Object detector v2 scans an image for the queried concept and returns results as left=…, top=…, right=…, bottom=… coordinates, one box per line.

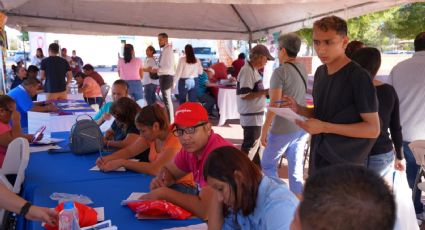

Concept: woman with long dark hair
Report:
left=175, top=44, right=203, bottom=104
left=117, top=44, right=143, bottom=101
left=32, top=48, right=45, bottom=68
left=97, top=104, right=195, bottom=192
left=351, top=47, right=405, bottom=177
left=103, top=97, right=141, bottom=149
left=204, top=146, right=298, bottom=230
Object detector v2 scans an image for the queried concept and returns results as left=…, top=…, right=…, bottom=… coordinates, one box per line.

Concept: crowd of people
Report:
left=1, top=14, right=425, bottom=229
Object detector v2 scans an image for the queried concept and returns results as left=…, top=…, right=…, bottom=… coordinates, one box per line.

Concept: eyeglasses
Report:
left=173, top=122, right=206, bottom=137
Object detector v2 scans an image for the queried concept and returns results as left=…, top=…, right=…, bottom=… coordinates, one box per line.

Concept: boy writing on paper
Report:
left=140, top=102, right=233, bottom=220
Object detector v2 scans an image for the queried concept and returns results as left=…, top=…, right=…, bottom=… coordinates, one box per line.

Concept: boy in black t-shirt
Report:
left=285, top=16, right=380, bottom=174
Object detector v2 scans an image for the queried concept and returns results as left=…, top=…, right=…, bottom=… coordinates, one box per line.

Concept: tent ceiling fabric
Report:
left=1, top=0, right=420, bottom=40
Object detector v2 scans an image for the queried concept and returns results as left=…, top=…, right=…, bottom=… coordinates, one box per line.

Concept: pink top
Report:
left=0, top=122, right=11, bottom=167
left=83, top=77, right=102, bottom=98
left=174, top=131, right=233, bottom=188
left=117, top=57, right=142, bottom=80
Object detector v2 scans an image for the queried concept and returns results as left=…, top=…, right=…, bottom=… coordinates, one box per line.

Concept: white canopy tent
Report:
left=0, top=0, right=421, bottom=41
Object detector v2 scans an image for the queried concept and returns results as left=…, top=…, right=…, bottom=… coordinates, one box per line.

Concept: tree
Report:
left=17, top=31, right=29, bottom=42
left=347, top=8, right=397, bottom=48
left=296, top=28, right=313, bottom=56
left=381, top=3, right=425, bottom=39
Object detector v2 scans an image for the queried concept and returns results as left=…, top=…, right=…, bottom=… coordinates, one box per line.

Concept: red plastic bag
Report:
left=127, top=200, right=192, bottom=220
left=44, top=202, right=97, bottom=230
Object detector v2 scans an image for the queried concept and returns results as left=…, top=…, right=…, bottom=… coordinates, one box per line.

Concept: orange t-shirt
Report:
left=83, top=77, right=102, bottom=98
left=148, top=133, right=194, bottom=187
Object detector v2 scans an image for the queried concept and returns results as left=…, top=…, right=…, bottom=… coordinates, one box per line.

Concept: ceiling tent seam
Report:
left=5, top=12, right=247, bottom=35
left=230, top=4, right=251, bottom=33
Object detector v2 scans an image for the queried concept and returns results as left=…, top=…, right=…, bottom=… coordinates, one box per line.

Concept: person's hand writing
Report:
left=95, top=156, right=110, bottom=168
left=394, top=159, right=406, bottom=171
left=26, top=206, right=58, bottom=226
left=99, top=159, right=124, bottom=172
left=150, top=167, right=175, bottom=190
left=295, top=118, right=325, bottom=135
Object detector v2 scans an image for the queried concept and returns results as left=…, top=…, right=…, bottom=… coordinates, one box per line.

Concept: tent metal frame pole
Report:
left=230, top=4, right=251, bottom=44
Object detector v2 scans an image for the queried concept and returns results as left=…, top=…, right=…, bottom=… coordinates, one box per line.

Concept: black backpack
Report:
left=69, top=115, right=103, bottom=155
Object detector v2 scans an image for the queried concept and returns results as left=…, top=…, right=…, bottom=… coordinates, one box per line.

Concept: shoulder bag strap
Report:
left=286, top=62, right=307, bottom=91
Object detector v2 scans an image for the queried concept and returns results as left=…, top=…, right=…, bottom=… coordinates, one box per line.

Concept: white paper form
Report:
left=267, top=107, right=305, bottom=123
left=30, top=145, right=61, bottom=153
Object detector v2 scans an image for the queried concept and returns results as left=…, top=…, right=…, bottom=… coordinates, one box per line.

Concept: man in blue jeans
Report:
left=389, top=31, right=425, bottom=219
left=261, top=33, right=308, bottom=197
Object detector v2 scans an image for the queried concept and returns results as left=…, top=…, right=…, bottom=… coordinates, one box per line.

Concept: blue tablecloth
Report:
left=20, top=132, right=202, bottom=230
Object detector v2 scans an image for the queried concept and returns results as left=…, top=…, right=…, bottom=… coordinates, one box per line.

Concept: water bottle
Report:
left=59, top=201, right=80, bottom=230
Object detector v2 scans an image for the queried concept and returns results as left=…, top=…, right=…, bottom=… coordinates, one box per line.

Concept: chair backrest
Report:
left=0, top=137, right=30, bottom=194
left=100, top=84, right=110, bottom=100
left=90, top=104, right=100, bottom=112
left=136, top=99, right=146, bottom=108
left=409, top=140, right=425, bottom=167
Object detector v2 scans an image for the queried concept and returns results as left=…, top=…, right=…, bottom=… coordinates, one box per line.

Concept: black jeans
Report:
left=241, top=125, right=262, bottom=166
left=84, top=97, right=103, bottom=108
left=198, top=93, right=216, bottom=114
left=159, top=75, right=174, bottom=123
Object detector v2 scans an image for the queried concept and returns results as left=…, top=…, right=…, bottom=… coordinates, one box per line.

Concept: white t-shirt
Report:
left=236, top=63, right=266, bottom=126
left=143, top=57, right=159, bottom=85
left=388, top=51, right=425, bottom=142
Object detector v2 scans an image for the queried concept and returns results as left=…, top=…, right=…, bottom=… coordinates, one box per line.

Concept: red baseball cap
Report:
left=170, top=102, right=209, bottom=130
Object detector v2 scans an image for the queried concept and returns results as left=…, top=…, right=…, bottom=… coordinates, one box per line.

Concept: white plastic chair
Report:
left=90, top=104, right=100, bottom=112
left=100, top=84, right=110, bottom=101
left=0, top=137, right=30, bottom=194
left=409, top=141, right=425, bottom=195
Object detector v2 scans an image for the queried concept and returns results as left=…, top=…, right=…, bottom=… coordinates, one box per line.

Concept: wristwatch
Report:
left=20, top=201, right=32, bottom=217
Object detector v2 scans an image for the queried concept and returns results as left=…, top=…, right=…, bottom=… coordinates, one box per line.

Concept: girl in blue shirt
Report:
left=204, top=146, right=299, bottom=230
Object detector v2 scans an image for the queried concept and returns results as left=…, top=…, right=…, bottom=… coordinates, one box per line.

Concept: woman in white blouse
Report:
left=31, top=48, right=45, bottom=68
left=175, top=44, right=203, bottom=104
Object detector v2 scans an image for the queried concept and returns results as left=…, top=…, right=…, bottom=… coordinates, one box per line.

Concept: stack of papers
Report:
left=121, top=192, right=147, bottom=205
left=267, top=107, right=305, bottom=123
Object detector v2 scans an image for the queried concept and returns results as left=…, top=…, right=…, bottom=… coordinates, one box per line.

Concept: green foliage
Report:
left=296, top=28, right=313, bottom=47
left=347, top=8, right=397, bottom=47
left=296, top=28, right=313, bottom=55
left=381, top=3, right=425, bottom=39
left=17, top=31, right=29, bottom=42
